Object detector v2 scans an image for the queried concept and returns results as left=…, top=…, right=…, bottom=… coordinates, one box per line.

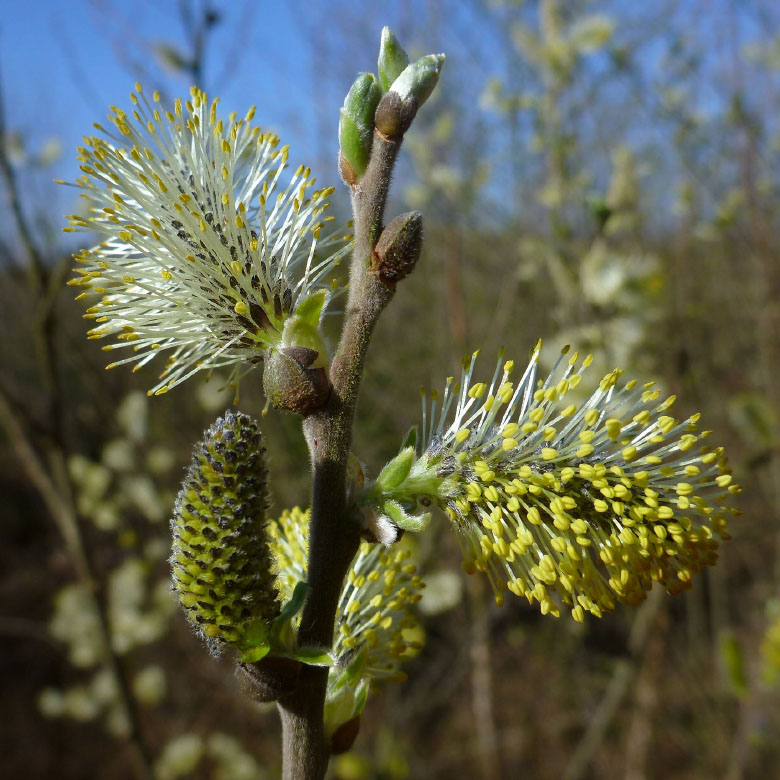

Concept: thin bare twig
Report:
left=0, top=60, right=154, bottom=778
left=467, top=577, right=503, bottom=780
left=0, top=389, right=155, bottom=780
left=563, top=588, right=666, bottom=780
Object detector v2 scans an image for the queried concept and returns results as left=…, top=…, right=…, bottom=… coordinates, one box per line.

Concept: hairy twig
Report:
left=563, top=588, right=665, bottom=780
left=275, top=129, right=404, bottom=780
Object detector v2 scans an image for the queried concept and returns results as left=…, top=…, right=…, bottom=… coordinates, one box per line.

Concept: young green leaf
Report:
left=282, top=647, right=334, bottom=667
left=375, top=447, right=415, bottom=492
left=401, top=426, right=418, bottom=451
left=382, top=499, right=431, bottom=532
left=240, top=644, right=271, bottom=664
left=293, top=289, right=329, bottom=330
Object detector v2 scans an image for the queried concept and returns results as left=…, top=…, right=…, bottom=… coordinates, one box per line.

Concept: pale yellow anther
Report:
left=622, top=445, right=637, bottom=462
left=466, top=482, right=482, bottom=501
left=584, top=409, right=599, bottom=427
left=484, top=486, right=500, bottom=503
left=498, top=382, right=514, bottom=403
left=468, top=382, right=486, bottom=399
left=569, top=519, right=587, bottom=535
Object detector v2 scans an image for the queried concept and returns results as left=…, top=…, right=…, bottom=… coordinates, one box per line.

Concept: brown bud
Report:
left=236, top=657, right=301, bottom=703
left=263, top=347, right=330, bottom=416
left=330, top=716, right=361, bottom=755
left=338, top=149, right=358, bottom=187
left=374, top=91, right=418, bottom=138
left=372, top=211, right=423, bottom=286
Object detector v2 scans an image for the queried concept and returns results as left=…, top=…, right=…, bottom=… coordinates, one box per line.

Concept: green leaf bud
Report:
left=377, top=27, right=410, bottom=92
left=372, top=211, right=423, bottom=285
left=375, top=447, right=416, bottom=492
left=338, top=73, right=383, bottom=179
left=170, top=411, right=279, bottom=649
left=375, top=54, right=445, bottom=137
left=390, top=53, right=445, bottom=105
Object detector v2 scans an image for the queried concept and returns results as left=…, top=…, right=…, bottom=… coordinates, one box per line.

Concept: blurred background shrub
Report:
left=2, top=1, right=779, bottom=777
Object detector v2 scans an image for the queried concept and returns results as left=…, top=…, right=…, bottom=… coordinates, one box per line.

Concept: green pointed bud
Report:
left=263, top=347, right=330, bottom=416
left=372, top=211, right=423, bottom=285
left=375, top=447, right=416, bottom=492
left=171, top=411, right=279, bottom=648
left=390, top=53, right=445, bottom=104
left=377, top=27, right=410, bottom=92
left=338, top=73, right=383, bottom=179
left=401, top=426, right=418, bottom=451
left=375, top=54, right=445, bottom=137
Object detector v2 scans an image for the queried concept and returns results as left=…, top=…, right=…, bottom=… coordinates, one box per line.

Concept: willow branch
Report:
left=276, top=129, right=403, bottom=780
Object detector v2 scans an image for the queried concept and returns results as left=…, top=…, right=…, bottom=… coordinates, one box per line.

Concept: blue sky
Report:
left=1, top=0, right=437, bottom=236
left=2, top=0, right=777, bottom=246
left=3, top=1, right=314, bottom=181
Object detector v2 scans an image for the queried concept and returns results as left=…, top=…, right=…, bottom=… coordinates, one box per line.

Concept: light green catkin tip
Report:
left=170, top=410, right=279, bottom=648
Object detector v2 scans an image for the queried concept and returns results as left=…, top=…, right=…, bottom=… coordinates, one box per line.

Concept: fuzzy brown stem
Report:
left=276, top=130, right=404, bottom=780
